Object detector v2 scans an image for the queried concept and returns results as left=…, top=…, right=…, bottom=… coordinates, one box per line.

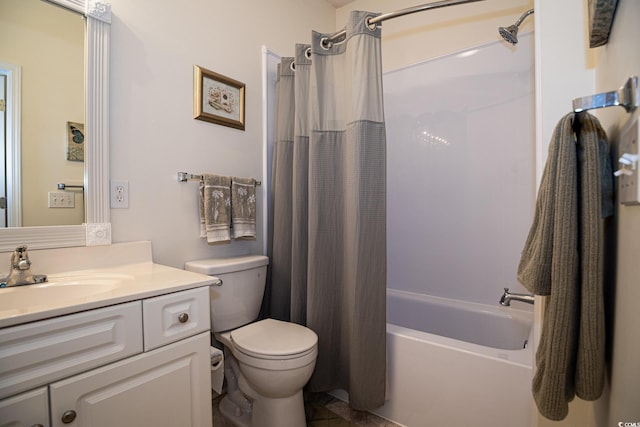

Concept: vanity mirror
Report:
left=0, top=0, right=111, bottom=251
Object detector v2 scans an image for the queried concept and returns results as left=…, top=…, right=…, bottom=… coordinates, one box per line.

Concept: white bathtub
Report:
left=371, top=288, right=535, bottom=427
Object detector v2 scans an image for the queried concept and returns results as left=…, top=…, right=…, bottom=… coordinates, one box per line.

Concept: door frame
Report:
left=0, top=62, right=22, bottom=227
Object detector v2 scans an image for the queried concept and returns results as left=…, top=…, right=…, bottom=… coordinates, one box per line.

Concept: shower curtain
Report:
left=269, top=11, right=387, bottom=410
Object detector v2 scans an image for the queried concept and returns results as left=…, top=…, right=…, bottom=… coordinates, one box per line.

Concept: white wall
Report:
left=107, top=0, right=335, bottom=268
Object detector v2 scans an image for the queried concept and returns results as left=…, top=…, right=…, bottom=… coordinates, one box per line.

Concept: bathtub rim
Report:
left=387, top=288, right=534, bottom=368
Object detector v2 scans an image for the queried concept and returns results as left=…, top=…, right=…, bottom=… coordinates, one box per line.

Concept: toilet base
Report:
left=219, top=395, right=252, bottom=427
left=219, top=391, right=306, bottom=427
left=251, top=390, right=306, bottom=427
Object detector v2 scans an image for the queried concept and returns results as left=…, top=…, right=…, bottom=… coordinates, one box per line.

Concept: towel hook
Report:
left=572, top=76, right=639, bottom=113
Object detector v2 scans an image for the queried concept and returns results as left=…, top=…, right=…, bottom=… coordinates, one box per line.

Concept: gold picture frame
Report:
left=194, top=65, right=245, bottom=130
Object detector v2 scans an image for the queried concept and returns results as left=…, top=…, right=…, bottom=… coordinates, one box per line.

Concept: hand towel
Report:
left=199, top=174, right=231, bottom=244
left=517, top=112, right=613, bottom=421
left=231, top=177, right=257, bottom=239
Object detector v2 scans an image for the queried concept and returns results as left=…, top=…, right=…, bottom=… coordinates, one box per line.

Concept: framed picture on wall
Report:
left=194, top=65, right=245, bottom=130
left=66, top=121, right=84, bottom=162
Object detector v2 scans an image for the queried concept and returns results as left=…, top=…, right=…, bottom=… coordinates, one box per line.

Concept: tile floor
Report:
left=212, top=391, right=401, bottom=427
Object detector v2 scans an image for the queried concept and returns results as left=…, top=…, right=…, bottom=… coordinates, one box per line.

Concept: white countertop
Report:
left=0, top=262, right=214, bottom=328
left=0, top=242, right=215, bottom=328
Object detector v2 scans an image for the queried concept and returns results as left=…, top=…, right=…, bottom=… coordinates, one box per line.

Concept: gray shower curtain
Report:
left=269, top=11, right=387, bottom=410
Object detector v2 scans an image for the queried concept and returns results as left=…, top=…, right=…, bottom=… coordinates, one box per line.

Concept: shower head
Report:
left=499, top=8, right=534, bottom=45
left=498, top=25, right=519, bottom=45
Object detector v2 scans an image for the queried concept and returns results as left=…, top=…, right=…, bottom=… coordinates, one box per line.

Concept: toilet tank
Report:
left=184, top=255, right=268, bottom=333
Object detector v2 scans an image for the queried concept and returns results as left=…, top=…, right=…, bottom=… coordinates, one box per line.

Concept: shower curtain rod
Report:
left=325, top=0, right=486, bottom=45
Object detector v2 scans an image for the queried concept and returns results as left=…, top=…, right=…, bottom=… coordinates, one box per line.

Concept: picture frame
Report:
left=587, top=0, right=619, bottom=48
left=66, top=121, right=84, bottom=162
left=194, top=65, right=245, bottom=130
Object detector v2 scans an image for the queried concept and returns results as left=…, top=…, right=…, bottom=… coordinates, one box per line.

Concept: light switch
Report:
left=48, top=191, right=75, bottom=208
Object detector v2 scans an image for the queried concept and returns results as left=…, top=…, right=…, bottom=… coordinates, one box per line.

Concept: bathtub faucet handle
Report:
left=499, top=287, right=534, bottom=306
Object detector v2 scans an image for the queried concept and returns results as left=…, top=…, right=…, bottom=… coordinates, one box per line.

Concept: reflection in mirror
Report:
left=0, top=0, right=111, bottom=251
left=0, top=0, right=85, bottom=227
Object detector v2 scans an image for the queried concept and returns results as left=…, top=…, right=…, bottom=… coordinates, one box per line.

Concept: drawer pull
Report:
left=61, top=410, right=77, bottom=423
left=178, top=312, right=189, bottom=323
left=31, top=424, right=45, bottom=427
left=212, top=278, right=223, bottom=286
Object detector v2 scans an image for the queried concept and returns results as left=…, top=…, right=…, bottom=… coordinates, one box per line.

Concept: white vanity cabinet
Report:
left=0, top=387, right=48, bottom=427
left=0, top=286, right=212, bottom=427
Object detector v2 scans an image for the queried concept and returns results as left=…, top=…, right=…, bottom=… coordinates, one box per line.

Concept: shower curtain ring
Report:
left=366, top=16, right=378, bottom=31
left=320, top=37, right=332, bottom=50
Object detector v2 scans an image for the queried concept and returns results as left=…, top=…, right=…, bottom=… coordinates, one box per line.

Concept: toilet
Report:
left=185, top=255, right=317, bottom=427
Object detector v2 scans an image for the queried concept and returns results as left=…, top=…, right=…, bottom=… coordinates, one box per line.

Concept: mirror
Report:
left=0, top=0, right=111, bottom=251
left=1, top=0, right=85, bottom=227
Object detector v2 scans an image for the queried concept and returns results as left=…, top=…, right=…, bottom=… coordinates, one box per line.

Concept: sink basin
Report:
left=46, top=271, right=134, bottom=286
left=0, top=272, right=134, bottom=313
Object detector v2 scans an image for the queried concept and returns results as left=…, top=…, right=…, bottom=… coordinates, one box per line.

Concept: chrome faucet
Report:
left=499, top=287, right=534, bottom=306
left=1, top=245, right=47, bottom=287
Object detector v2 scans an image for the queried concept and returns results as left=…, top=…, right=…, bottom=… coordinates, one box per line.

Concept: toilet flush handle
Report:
left=212, top=278, right=223, bottom=286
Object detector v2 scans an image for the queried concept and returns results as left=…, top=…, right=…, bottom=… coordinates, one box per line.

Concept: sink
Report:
left=46, top=271, right=134, bottom=286
left=0, top=272, right=134, bottom=313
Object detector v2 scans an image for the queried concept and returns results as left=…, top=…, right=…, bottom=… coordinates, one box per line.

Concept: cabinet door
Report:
left=49, top=332, right=212, bottom=427
left=0, top=387, right=49, bottom=427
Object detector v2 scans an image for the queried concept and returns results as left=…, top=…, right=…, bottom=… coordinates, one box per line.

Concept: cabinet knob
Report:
left=61, top=410, right=77, bottom=423
left=178, top=312, right=189, bottom=323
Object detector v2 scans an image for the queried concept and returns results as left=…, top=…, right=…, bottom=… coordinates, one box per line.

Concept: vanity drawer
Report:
left=0, top=301, right=143, bottom=400
left=142, top=287, right=210, bottom=351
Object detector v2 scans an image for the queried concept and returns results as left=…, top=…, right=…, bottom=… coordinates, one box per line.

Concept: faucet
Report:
left=1, top=245, right=47, bottom=287
left=499, top=287, right=534, bottom=306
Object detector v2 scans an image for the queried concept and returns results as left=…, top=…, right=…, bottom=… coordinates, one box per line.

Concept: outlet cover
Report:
left=110, top=180, right=129, bottom=209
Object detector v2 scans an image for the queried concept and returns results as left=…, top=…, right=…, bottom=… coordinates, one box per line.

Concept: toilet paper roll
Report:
left=210, top=346, right=224, bottom=395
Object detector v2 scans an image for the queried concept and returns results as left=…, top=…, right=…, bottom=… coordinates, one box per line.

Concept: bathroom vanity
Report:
left=0, top=242, right=214, bottom=427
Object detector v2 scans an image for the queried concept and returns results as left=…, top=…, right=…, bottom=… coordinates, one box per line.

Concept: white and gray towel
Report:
left=231, top=177, right=257, bottom=239
left=199, top=174, right=231, bottom=244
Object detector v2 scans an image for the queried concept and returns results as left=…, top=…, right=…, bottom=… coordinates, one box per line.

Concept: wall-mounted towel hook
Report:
left=572, top=76, right=639, bottom=113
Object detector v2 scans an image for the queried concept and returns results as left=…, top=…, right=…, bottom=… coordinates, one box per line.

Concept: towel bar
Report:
left=57, top=183, right=84, bottom=190
left=572, top=76, right=639, bottom=113
left=177, top=172, right=261, bottom=186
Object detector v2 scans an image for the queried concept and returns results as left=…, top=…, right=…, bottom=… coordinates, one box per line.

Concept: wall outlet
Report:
left=48, top=191, right=75, bottom=208
left=110, top=180, right=129, bottom=209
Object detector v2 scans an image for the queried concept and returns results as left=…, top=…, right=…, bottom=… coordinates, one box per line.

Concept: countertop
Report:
left=0, top=261, right=215, bottom=329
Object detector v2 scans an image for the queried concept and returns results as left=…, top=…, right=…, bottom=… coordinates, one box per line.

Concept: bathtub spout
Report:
left=499, top=288, right=534, bottom=306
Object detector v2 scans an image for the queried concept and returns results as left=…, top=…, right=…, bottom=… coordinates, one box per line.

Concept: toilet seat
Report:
left=231, top=318, right=318, bottom=360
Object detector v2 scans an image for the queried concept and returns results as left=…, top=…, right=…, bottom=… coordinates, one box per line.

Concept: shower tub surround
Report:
left=379, top=34, right=536, bottom=426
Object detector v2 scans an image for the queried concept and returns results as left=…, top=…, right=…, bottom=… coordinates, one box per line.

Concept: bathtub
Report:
left=371, top=289, right=534, bottom=427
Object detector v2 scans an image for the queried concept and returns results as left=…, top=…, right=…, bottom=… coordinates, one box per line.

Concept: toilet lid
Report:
left=231, top=318, right=318, bottom=358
